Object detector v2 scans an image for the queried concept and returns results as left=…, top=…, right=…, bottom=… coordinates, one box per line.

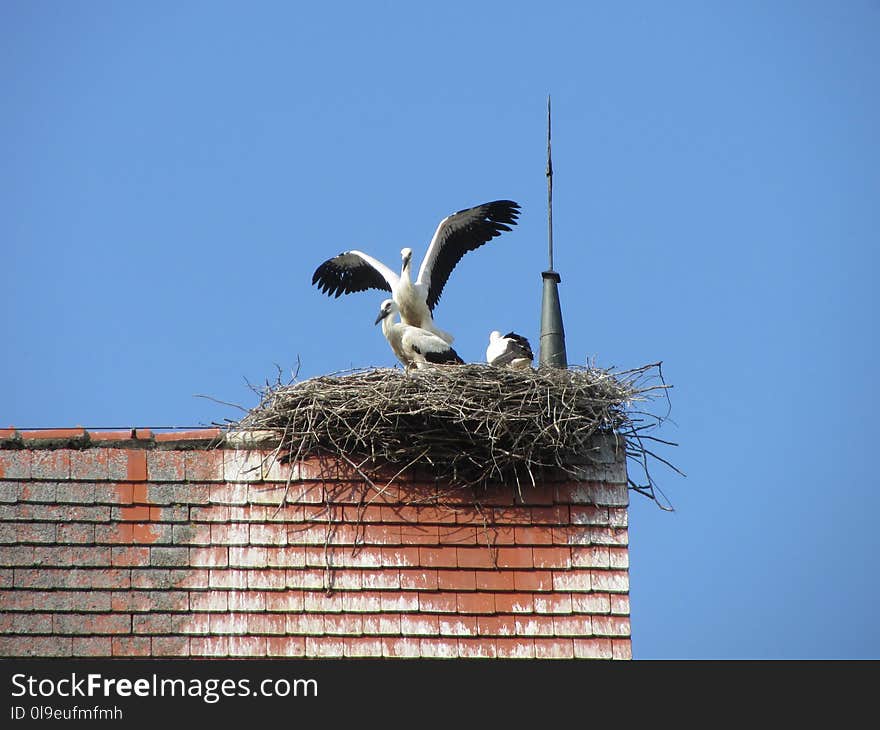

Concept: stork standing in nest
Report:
left=374, top=299, right=463, bottom=370
left=312, top=200, right=521, bottom=343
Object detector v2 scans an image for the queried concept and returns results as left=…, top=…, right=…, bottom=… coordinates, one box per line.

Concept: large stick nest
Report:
left=228, top=363, right=679, bottom=508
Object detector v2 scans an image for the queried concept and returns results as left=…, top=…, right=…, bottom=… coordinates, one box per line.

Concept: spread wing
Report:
left=416, top=200, right=521, bottom=311
left=312, top=250, right=397, bottom=298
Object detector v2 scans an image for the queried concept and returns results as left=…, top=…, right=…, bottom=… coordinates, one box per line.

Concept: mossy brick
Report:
left=14, top=568, right=63, bottom=588
left=149, top=506, right=189, bottom=522
left=147, top=591, right=189, bottom=612
left=185, top=451, right=225, bottom=482
left=0, top=451, right=30, bottom=479
left=55, top=483, right=97, bottom=503
left=60, top=505, right=109, bottom=522
left=31, top=452, right=70, bottom=480
left=57, top=523, right=95, bottom=544
left=146, top=451, right=185, bottom=481
left=133, top=613, right=173, bottom=634
left=38, top=591, right=112, bottom=612
left=69, top=450, right=111, bottom=480
left=0, top=636, right=72, bottom=656
left=150, top=547, right=189, bottom=566
left=55, top=522, right=95, bottom=545
left=0, top=545, right=35, bottom=566
left=152, top=636, right=191, bottom=657
left=54, top=613, right=132, bottom=635
left=130, top=569, right=172, bottom=589
left=33, top=546, right=111, bottom=567
left=171, top=613, right=211, bottom=635
left=15, top=523, right=57, bottom=543
left=168, top=568, right=209, bottom=589
left=0, top=482, right=18, bottom=502
left=111, top=505, right=151, bottom=522
left=19, top=482, right=57, bottom=502
left=69, top=568, right=131, bottom=589
left=172, top=524, right=212, bottom=545
left=174, top=483, right=210, bottom=504
left=140, top=483, right=175, bottom=505
left=112, top=636, right=151, bottom=656
left=107, top=450, right=147, bottom=481
left=72, top=637, right=113, bottom=657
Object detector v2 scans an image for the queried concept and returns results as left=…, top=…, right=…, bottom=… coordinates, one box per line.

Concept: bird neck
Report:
left=400, top=257, right=413, bottom=284
left=380, top=314, right=396, bottom=340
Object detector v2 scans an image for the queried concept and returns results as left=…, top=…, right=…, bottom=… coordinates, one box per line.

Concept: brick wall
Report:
left=0, top=428, right=631, bottom=659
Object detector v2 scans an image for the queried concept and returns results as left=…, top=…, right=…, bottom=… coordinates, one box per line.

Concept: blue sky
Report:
left=2, top=1, right=878, bottom=659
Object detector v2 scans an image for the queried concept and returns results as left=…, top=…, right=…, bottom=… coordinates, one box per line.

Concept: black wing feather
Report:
left=423, top=347, right=464, bottom=365
left=502, top=332, right=534, bottom=360
left=424, top=200, right=520, bottom=311
left=312, top=252, right=393, bottom=298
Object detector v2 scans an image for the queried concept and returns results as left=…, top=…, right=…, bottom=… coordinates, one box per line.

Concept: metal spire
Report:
left=539, top=95, right=568, bottom=368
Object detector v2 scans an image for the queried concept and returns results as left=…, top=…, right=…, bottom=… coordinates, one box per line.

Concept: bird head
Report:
left=374, top=298, right=397, bottom=325
left=400, top=247, right=413, bottom=270
left=489, top=330, right=503, bottom=343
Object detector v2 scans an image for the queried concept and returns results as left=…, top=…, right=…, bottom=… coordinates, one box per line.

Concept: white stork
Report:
left=486, top=331, right=534, bottom=370
left=375, top=299, right=464, bottom=370
left=312, top=200, right=521, bottom=343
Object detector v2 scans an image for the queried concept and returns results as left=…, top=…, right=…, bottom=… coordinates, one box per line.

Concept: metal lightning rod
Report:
left=538, top=95, right=568, bottom=368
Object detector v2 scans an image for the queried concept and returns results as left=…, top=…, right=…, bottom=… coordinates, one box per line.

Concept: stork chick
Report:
left=375, top=299, right=464, bottom=370
left=486, top=331, right=534, bottom=370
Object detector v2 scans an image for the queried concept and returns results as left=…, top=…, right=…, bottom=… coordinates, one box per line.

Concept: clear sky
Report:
left=2, top=1, right=878, bottom=659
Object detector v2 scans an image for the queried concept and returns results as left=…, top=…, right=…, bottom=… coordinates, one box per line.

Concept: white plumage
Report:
left=313, top=200, right=521, bottom=344
left=486, top=330, right=534, bottom=370
left=375, top=299, right=464, bottom=370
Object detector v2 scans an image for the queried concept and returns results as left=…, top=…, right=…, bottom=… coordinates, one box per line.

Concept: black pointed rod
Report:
left=538, top=95, right=568, bottom=368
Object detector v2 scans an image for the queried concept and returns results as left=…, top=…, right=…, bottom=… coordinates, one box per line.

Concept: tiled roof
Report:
left=0, top=429, right=630, bottom=659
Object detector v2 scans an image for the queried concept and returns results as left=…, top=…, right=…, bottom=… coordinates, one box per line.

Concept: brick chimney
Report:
left=0, top=428, right=630, bottom=659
